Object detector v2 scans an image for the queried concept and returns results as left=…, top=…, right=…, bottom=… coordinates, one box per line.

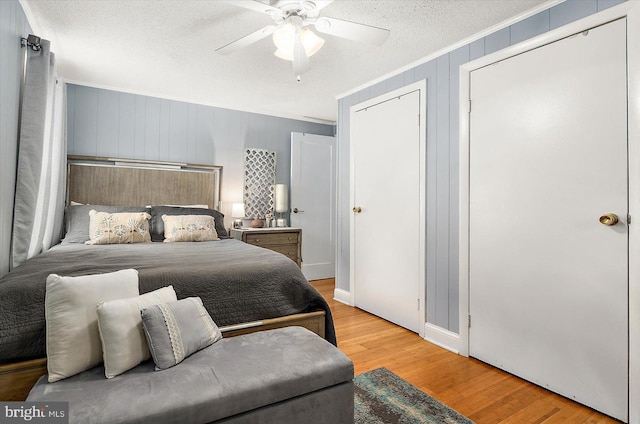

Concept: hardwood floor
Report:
left=311, top=278, right=620, bottom=424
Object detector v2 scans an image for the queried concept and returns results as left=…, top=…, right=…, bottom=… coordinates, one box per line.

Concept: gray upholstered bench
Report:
left=27, top=327, right=354, bottom=424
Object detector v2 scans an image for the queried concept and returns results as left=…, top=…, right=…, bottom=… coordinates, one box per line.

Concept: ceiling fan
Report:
left=216, top=0, right=391, bottom=80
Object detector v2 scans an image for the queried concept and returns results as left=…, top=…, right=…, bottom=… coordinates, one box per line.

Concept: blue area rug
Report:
left=354, top=367, right=474, bottom=424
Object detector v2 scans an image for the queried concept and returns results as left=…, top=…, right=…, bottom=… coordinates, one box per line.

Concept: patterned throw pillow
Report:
left=86, top=210, right=151, bottom=245
left=161, top=215, right=219, bottom=242
left=63, top=205, right=150, bottom=244
left=141, top=297, right=223, bottom=370
left=149, top=206, right=228, bottom=241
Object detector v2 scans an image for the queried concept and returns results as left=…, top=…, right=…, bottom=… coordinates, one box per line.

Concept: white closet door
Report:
left=469, top=19, right=628, bottom=421
left=352, top=89, right=422, bottom=333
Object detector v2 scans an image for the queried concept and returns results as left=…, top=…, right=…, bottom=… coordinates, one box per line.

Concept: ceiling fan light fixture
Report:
left=274, top=48, right=293, bottom=61
left=273, top=22, right=296, bottom=51
left=273, top=25, right=324, bottom=61
left=301, top=27, right=324, bottom=56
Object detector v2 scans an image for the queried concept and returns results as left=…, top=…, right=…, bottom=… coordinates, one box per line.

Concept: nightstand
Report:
left=230, top=227, right=302, bottom=268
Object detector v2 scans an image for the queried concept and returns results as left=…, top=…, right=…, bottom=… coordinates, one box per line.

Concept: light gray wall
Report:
left=336, top=0, right=626, bottom=333
left=66, top=84, right=335, bottom=226
left=0, top=0, right=32, bottom=277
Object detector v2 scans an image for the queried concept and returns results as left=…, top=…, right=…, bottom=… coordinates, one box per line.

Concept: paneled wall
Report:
left=0, top=0, right=32, bottom=277
left=336, top=0, right=626, bottom=334
left=66, top=84, right=334, bottom=225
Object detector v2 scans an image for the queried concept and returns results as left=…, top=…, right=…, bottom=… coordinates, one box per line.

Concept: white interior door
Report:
left=351, top=86, right=424, bottom=334
left=290, top=132, right=336, bottom=280
left=469, top=19, right=628, bottom=421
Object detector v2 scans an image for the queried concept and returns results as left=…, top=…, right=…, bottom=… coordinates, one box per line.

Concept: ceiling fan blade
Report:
left=313, top=17, right=390, bottom=45
left=222, top=0, right=281, bottom=15
left=313, top=1, right=334, bottom=11
left=293, top=33, right=310, bottom=76
left=215, top=25, right=276, bottom=55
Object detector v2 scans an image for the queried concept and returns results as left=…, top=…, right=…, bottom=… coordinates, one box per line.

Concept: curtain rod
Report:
left=21, top=34, right=41, bottom=51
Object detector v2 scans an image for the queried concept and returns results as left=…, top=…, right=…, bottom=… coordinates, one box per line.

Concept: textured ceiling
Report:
left=23, top=0, right=548, bottom=123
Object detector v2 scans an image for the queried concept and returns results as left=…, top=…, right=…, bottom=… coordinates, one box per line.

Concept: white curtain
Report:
left=11, top=39, right=67, bottom=269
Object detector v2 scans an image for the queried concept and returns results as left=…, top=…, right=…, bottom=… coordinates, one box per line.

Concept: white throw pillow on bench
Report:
left=45, top=269, right=139, bottom=383
left=97, top=286, right=177, bottom=378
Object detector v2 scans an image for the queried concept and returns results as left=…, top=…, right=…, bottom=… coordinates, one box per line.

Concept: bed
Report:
left=0, top=156, right=335, bottom=400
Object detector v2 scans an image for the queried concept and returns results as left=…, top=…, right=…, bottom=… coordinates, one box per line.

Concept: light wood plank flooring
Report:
left=311, top=278, right=620, bottom=424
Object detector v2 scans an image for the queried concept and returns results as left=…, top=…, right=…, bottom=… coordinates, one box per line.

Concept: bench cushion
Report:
left=28, top=327, right=353, bottom=424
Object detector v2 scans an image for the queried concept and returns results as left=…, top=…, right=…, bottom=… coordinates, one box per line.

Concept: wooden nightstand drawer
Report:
left=268, top=244, right=299, bottom=261
left=245, top=232, right=299, bottom=247
left=230, top=228, right=302, bottom=269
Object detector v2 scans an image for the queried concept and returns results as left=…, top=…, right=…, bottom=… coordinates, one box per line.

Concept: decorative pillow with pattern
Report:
left=149, top=206, right=228, bottom=241
left=86, top=210, right=151, bottom=245
left=141, top=297, right=223, bottom=370
left=161, top=214, right=219, bottom=242
left=62, top=205, right=150, bottom=244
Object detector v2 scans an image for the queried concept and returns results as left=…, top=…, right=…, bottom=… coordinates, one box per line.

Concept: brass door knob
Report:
left=353, top=206, right=362, bottom=213
left=599, top=213, right=619, bottom=226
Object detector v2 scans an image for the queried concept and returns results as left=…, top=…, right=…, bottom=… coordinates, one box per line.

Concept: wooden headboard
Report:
left=66, top=156, right=222, bottom=209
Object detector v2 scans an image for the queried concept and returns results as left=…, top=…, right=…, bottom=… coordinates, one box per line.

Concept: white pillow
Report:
left=45, top=269, right=139, bottom=383
left=97, top=286, right=177, bottom=378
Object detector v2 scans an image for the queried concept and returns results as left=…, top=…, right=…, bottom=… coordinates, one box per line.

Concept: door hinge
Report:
left=417, top=299, right=420, bottom=311
left=628, top=214, right=631, bottom=225
left=468, top=100, right=472, bottom=113
left=468, top=315, right=471, bottom=328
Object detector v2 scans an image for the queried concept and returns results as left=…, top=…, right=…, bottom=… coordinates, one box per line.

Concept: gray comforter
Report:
left=0, top=239, right=335, bottom=362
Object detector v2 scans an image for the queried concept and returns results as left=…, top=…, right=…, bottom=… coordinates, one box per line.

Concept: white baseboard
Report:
left=424, top=323, right=461, bottom=354
left=333, top=288, right=351, bottom=305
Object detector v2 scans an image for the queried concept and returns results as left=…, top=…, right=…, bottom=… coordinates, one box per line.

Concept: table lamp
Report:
left=275, top=184, right=288, bottom=227
left=231, top=203, right=245, bottom=228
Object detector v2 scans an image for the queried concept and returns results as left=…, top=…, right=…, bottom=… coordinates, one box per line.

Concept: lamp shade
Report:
left=274, top=184, right=288, bottom=213
left=231, top=203, right=246, bottom=218
left=273, top=25, right=324, bottom=61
